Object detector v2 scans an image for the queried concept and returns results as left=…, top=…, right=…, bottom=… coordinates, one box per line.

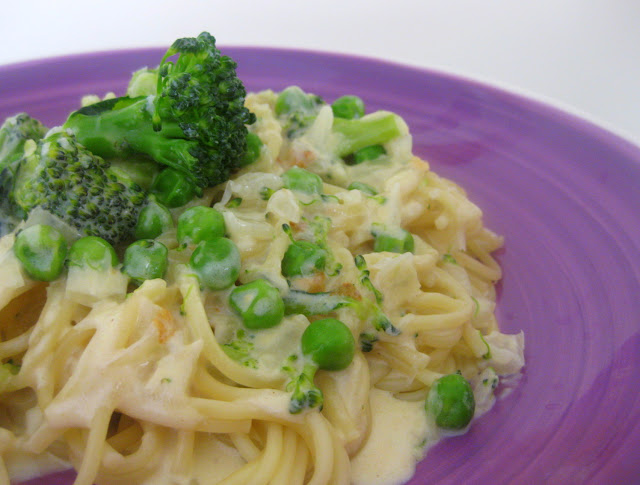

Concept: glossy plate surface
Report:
left=1, top=48, right=639, bottom=484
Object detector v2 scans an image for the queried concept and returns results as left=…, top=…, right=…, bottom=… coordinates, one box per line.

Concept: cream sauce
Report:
left=351, top=388, right=435, bottom=485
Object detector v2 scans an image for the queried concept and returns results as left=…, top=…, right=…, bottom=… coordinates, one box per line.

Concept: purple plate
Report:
left=2, top=48, right=640, bottom=485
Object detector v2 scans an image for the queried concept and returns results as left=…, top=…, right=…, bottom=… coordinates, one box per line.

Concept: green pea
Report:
left=331, top=95, right=365, bottom=120
left=281, top=241, right=327, bottom=278
left=14, top=224, right=67, bottom=281
left=135, top=200, right=173, bottom=240
left=301, top=318, right=355, bottom=371
left=281, top=167, right=323, bottom=195
left=427, top=373, right=475, bottom=430
left=190, top=237, right=241, bottom=290
left=347, top=181, right=378, bottom=196
left=352, top=144, right=386, bottom=165
left=68, top=236, right=118, bottom=271
left=372, top=223, right=414, bottom=254
left=150, top=168, right=198, bottom=208
left=275, top=86, right=316, bottom=116
left=239, top=132, right=263, bottom=167
left=177, top=206, right=225, bottom=245
left=123, top=239, right=168, bottom=284
left=230, top=279, right=285, bottom=330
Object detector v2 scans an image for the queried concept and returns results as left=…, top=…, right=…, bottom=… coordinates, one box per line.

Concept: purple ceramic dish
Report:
left=1, top=48, right=639, bottom=485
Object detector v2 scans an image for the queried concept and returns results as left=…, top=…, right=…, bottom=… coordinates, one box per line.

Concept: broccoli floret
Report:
left=275, top=86, right=404, bottom=160
left=64, top=32, right=256, bottom=188
left=127, top=67, right=158, bottom=97
left=222, top=329, right=259, bottom=369
left=287, top=362, right=323, bottom=414
left=0, top=130, right=147, bottom=245
left=0, top=113, right=47, bottom=171
left=275, top=86, right=326, bottom=137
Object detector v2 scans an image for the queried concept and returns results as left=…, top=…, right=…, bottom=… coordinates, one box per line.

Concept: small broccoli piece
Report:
left=333, top=114, right=403, bottom=160
left=222, top=329, right=259, bottom=369
left=127, top=67, right=158, bottom=97
left=283, top=289, right=398, bottom=336
left=0, top=130, right=147, bottom=245
left=0, top=114, right=48, bottom=233
left=275, top=86, right=325, bottom=138
left=283, top=289, right=353, bottom=316
left=0, top=113, right=48, bottom=171
left=0, top=360, right=21, bottom=392
left=359, top=332, right=378, bottom=352
left=64, top=32, right=256, bottom=189
left=275, top=86, right=404, bottom=162
left=287, top=362, right=323, bottom=414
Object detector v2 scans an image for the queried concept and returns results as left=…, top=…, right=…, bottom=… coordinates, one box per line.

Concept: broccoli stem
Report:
left=65, top=97, right=199, bottom=184
left=333, top=114, right=403, bottom=158
left=288, top=362, right=323, bottom=414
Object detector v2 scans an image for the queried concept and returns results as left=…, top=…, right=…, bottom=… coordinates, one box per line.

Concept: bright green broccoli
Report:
left=0, top=113, right=48, bottom=171
left=275, top=86, right=405, bottom=162
left=0, top=113, right=48, bottom=232
left=0, top=130, right=147, bottom=244
left=64, top=32, right=256, bottom=189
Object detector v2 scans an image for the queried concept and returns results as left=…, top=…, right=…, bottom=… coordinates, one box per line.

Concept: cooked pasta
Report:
left=0, top=85, right=524, bottom=485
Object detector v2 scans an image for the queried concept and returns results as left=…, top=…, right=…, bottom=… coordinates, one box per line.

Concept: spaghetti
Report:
left=0, top=88, right=524, bottom=485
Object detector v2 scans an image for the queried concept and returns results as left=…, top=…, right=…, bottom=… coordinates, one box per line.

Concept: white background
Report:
left=1, top=0, right=639, bottom=146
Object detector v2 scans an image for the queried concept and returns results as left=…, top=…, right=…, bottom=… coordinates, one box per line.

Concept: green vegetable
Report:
left=135, top=200, right=173, bottom=240
left=331, top=95, right=365, bottom=120
left=294, top=257, right=391, bottom=339
left=347, top=181, right=378, bottom=196
left=64, top=32, right=256, bottom=189
left=68, top=236, right=118, bottom=271
left=239, top=132, right=263, bottom=167
left=442, top=253, right=457, bottom=264
left=301, top=318, right=355, bottom=371
left=123, top=239, right=168, bottom=284
left=351, top=144, right=386, bottom=165
left=332, top=113, right=403, bottom=158
left=427, top=373, right=475, bottom=430
left=0, top=361, right=21, bottom=391
left=150, top=167, right=199, bottom=208
left=13, top=224, right=67, bottom=281
left=275, top=86, right=325, bottom=137
left=287, top=318, right=356, bottom=414
left=0, top=130, right=147, bottom=245
left=359, top=333, right=378, bottom=352
left=287, top=362, right=324, bottom=414
left=274, top=86, right=403, bottom=160
left=126, top=67, right=158, bottom=97
left=229, top=279, right=285, bottom=330
left=110, top=158, right=161, bottom=191
left=283, top=290, right=351, bottom=316
left=177, top=206, right=225, bottom=245
left=0, top=113, right=47, bottom=171
left=281, top=241, right=327, bottom=278
left=189, top=237, right=240, bottom=290
left=371, top=223, right=414, bottom=254
left=222, top=329, right=258, bottom=369
left=281, top=167, right=323, bottom=195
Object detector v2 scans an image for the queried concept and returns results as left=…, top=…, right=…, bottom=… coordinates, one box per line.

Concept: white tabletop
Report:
left=1, top=0, right=639, bottom=146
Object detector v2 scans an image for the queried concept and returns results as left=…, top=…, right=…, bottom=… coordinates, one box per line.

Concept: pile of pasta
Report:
left=0, top=90, right=524, bottom=485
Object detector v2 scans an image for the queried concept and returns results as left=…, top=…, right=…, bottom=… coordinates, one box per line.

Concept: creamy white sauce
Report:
left=191, top=434, right=245, bottom=483
left=351, top=389, right=435, bottom=485
left=5, top=450, right=70, bottom=483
